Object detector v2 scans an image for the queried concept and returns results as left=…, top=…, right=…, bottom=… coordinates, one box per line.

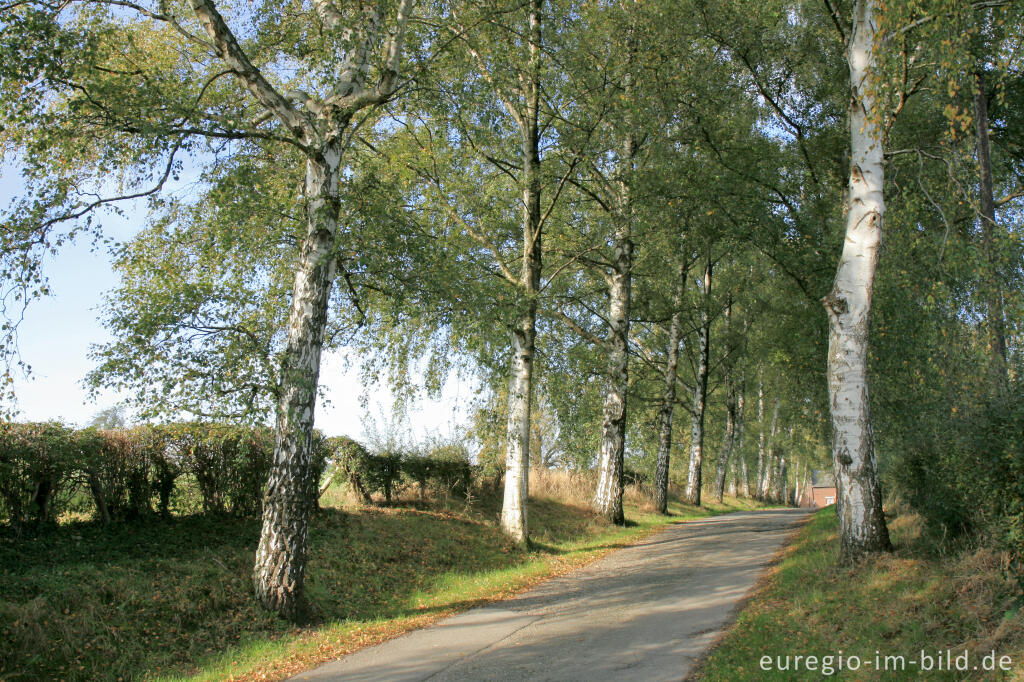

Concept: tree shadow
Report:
left=0, top=498, right=628, bottom=681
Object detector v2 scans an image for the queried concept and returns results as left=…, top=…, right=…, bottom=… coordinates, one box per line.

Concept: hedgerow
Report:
left=0, top=422, right=330, bottom=528
left=327, top=436, right=474, bottom=505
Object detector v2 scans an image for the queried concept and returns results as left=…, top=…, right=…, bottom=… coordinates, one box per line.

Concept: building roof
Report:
left=811, top=470, right=836, bottom=488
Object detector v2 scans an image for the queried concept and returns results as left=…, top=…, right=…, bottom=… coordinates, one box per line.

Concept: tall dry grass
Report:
left=528, top=467, right=661, bottom=510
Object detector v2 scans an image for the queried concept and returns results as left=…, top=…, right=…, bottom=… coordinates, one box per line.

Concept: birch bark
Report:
left=684, top=259, right=712, bottom=505
left=713, top=389, right=735, bottom=503
left=713, top=298, right=734, bottom=503
left=653, top=261, right=687, bottom=515
left=500, top=0, right=543, bottom=545
left=755, top=377, right=766, bottom=499
left=593, top=132, right=635, bottom=524
left=254, top=144, right=341, bottom=619
left=736, top=383, right=749, bottom=497
left=758, top=398, right=779, bottom=500
left=246, top=0, right=414, bottom=616
left=823, top=0, right=892, bottom=561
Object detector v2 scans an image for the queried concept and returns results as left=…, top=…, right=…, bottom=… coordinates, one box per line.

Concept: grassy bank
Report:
left=1, top=473, right=769, bottom=681
left=694, top=508, right=1024, bottom=681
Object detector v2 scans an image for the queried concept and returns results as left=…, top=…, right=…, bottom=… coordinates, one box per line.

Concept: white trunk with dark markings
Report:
left=713, top=391, right=735, bottom=503
left=713, top=298, right=734, bottom=503
left=654, top=261, right=687, bottom=515
left=500, top=3, right=543, bottom=542
left=593, top=129, right=635, bottom=525
left=684, top=259, right=712, bottom=505
left=228, top=0, right=414, bottom=617
left=254, top=143, right=342, bottom=619
left=593, top=222, right=632, bottom=524
left=736, top=384, right=749, bottom=497
left=501, top=313, right=536, bottom=544
left=755, top=377, right=766, bottom=499
left=823, top=0, right=892, bottom=561
left=770, top=440, right=787, bottom=504
left=759, top=398, right=779, bottom=501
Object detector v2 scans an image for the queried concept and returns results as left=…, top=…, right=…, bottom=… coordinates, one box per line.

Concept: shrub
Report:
left=889, top=379, right=1024, bottom=571
left=328, top=437, right=474, bottom=505
left=0, top=422, right=79, bottom=529
left=0, top=421, right=325, bottom=528
left=328, top=436, right=374, bottom=504
left=424, top=443, right=473, bottom=497
left=218, top=426, right=275, bottom=516
left=81, top=427, right=159, bottom=521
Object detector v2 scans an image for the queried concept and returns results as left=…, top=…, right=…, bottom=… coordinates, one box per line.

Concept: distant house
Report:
left=801, top=470, right=837, bottom=508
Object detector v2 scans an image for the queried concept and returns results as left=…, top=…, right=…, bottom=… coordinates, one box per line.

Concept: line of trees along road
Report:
left=2, top=0, right=1023, bottom=617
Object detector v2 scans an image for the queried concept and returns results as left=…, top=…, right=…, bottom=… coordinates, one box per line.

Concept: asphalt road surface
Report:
left=293, top=508, right=809, bottom=682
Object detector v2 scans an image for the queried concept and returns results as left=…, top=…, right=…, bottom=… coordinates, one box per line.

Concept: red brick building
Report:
left=801, top=470, right=837, bottom=509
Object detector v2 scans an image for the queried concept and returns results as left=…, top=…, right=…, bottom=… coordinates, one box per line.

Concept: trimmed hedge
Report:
left=0, top=422, right=80, bottom=527
left=328, top=437, right=473, bottom=505
left=0, top=422, right=329, bottom=528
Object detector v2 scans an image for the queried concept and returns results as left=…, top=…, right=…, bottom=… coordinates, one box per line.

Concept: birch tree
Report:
left=653, top=260, right=687, bottom=514
left=735, top=383, right=750, bottom=497
left=491, top=0, right=547, bottom=545
left=713, top=296, right=735, bottom=503
left=376, top=0, right=585, bottom=545
left=683, top=257, right=712, bottom=505
left=1, top=0, right=418, bottom=616
left=822, top=0, right=892, bottom=560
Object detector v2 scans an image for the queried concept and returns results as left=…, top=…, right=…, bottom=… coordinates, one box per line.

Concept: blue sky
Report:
left=1, top=168, right=473, bottom=441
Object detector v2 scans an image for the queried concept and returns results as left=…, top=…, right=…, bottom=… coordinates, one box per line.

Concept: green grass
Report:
left=0, top=486, right=770, bottom=681
left=695, top=509, right=1024, bottom=681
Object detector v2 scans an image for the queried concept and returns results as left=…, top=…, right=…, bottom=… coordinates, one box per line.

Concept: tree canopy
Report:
left=2, top=0, right=1023, bottom=616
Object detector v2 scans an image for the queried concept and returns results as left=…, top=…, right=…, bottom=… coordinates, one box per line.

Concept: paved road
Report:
left=294, top=508, right=809, bottom=682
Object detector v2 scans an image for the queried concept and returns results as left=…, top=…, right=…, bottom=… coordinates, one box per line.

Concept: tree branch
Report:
left=186, top=0, right=311, bottom=138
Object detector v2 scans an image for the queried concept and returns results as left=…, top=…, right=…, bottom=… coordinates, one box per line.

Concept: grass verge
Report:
left=1, top=482, right=770, bottom=681
left=693, top=508, right=1024, bottom=681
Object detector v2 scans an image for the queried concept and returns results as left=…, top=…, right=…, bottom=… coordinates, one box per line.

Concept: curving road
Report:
left=293, top=508, right=809, bottom=682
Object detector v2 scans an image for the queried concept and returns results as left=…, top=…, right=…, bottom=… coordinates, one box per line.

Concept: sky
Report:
left=1, top=167, right=475, bottom=442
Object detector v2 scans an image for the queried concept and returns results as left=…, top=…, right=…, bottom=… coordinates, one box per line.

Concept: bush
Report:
left=83, top=427, right=158, bottom=521
left=0, top=421, right=328, bottom=527
left=424, top=442, right=473, bottom=497
left=0, top=422, right=79, bottom=529
left=333, top=438, right=402, bottom=504
left=889, top=379, right=1024, bottom=568
left=328, top=437, right=474, bottom=505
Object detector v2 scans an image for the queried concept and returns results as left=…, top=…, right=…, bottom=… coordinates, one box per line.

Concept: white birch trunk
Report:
left=713, top=392, right=735, bottom=504
left=246, top=0, right=414, bottom=617
left=254, top=143, right=341, bottom=618
left=501, top=316, right=535, bottom=544
left=593, top=223, right=632, bottom=524
left=759, top=398, right=779, bottom=500
left=755, top=377, right=766, bottom=499
left=593, top=128, right=635, bottom=525
left=500, top=0, right=542, bottom=546
left=713, top=298, right=734, bottom=503
left=684, top=259, right=712, bottom=506
left=823, top=0, right=892, bottom=561
left=654, top=261, right=687, bottom=514
left=736, top=383, right=749, bottom=497
left=740, top=453, right=750, bottom=498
